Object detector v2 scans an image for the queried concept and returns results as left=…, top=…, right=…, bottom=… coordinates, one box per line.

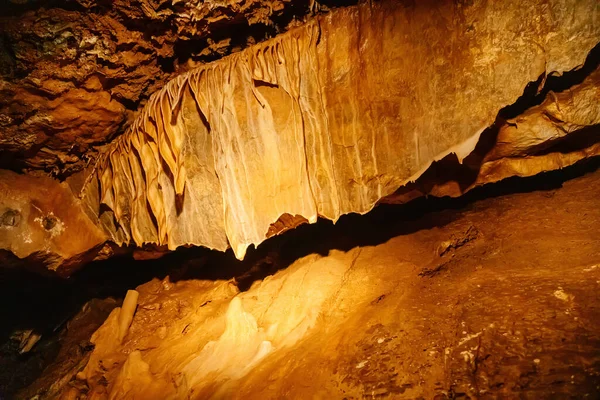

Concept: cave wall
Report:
left=0, top=0, right=319, bottom=175
left=55, top=167, right=600, bottom=400
left=80, top=0, right=600, bottom=259
left=0, top=0, right=598, bottom=274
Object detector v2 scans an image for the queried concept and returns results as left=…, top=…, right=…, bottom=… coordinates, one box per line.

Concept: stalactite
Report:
left=78, top=0, right=599, bottom=259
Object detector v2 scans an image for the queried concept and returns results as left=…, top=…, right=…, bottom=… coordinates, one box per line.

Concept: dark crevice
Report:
left=533, top=125, right=600, bottom=156
left=171, top=17, right=274, bottom=66
left=411, top=41, right=600, bottom=194
left=542, top=42, right=600, bottom=93
left=0, top=0, right=87, bottom=17
left=194, top=97, right=212, bottom=133
left=166, top=0, right=356, bottom=69
left=0, top=33, right=16, bottom=78
left=253, top=79, right=279, bottom=89
left=1, top=155, right=598, bottom=344
left=0, top=154, right=598, bottom=396
left=114, top=95, right=138, bottom=111
left=157, top=55, right=177, bottom=74
left=500, top=41, right=600, bottom=120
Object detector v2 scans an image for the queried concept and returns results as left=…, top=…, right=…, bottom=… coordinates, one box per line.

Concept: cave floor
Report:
left=12, top=163, right=600, bottom=399
left=224, top=165, right=600, bottom=399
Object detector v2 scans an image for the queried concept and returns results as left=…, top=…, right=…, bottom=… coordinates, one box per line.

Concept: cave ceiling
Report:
left=0, top=0, right=598, bottom=275
left=0, top=0, right=327, bottom=176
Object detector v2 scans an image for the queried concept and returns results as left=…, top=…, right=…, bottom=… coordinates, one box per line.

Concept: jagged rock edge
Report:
left=79, top=4, right=600, bottom=260
left=79, top=19, right=487, bottom=259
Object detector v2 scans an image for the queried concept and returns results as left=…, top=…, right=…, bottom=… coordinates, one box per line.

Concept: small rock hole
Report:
left=1, top=209, right=21, bottom=227
left=43, top=216, right=57, bottom=230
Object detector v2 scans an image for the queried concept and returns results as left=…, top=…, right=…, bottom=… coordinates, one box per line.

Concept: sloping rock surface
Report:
left=47, top=166, right=600, bottom=399
left=80, top=0, right=600, bottom=259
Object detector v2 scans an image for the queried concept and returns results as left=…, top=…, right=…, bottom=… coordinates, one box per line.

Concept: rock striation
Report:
left=0, top=0, right=315, bottom=175
left=0, top=0, right=598, bottom=274
left=79, top=0, right=600, bottom=260
left=43, top=167, right=600, bottom=399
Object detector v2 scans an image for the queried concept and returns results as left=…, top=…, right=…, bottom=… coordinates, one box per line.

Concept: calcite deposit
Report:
left=79, top=0, right=600, bottom=260
left=0, top=0, right=598, bottom=274
left=0, top=0, right=315, bottom=175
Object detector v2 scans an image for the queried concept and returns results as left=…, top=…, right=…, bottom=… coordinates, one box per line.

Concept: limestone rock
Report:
left=383, top=65, right=600, bottom=203
left=80, top=0, right=600, bottom=259
left=478, top=66, right=600, bottom=184
left=66, top=169, right=600, bottom=399
left=0, top=170, right=106, bottom=275
left=0, top=0, right=315, bottom=175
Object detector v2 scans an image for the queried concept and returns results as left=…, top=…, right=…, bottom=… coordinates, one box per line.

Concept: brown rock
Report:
left=79, top=0, right=600, bottom=260
left=478, top=66, right=600, bottom=183
left=0, top=0, right=317, bottom=175
left=65, top=168, right=600, bottom=399
left=383, top=65, right=600, bottom=203
left=0, top=169, right=106, bottom=275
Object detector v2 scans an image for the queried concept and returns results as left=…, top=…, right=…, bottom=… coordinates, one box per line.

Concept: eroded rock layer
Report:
left=383, top=65, right=600, bottom=204
left=81, top=0, right=600, bottom=259
left=44, top=167, right=600, bottom=399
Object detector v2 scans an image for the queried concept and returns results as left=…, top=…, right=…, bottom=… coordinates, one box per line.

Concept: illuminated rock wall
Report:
left=81, top=0, right=600, bottom=258
left=0, top=170, right=106, bottom=274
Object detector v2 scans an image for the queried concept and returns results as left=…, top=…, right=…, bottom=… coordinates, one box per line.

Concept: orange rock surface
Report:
left=80, top=0, right=600, bottom=259
left=69, top=165, right=600, bottom=399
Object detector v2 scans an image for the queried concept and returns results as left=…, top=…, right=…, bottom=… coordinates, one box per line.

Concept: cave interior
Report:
left=0, top=0, right=599, bottom=399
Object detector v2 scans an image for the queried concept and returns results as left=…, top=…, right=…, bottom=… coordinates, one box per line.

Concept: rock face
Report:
left=40, top=167, right=600, bottom=399
left=480, top=67, right=600, bottom=182
left=0, top=170, right=106, bottom=275
left=79, top=0, right=600, bottom=260
left=383, top=65, right=600, bottom=204
left=0, top=0, right=598, bottom=274
left=0, top=0, right=317, bottom=175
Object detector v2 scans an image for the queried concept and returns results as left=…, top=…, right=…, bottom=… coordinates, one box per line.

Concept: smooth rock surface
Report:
left=80, top=0, right=600, bottom=259
left=0, top=170, right=106, bottom=275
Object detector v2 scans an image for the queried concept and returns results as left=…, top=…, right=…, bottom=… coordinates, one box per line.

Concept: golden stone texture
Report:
left=0, top=0, right=303, bottom=174
left=0, top=170, right=106, bottom=274
left=80, top=0, right=600, bottom=259
left=62, top=168, right=600, bottom=399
